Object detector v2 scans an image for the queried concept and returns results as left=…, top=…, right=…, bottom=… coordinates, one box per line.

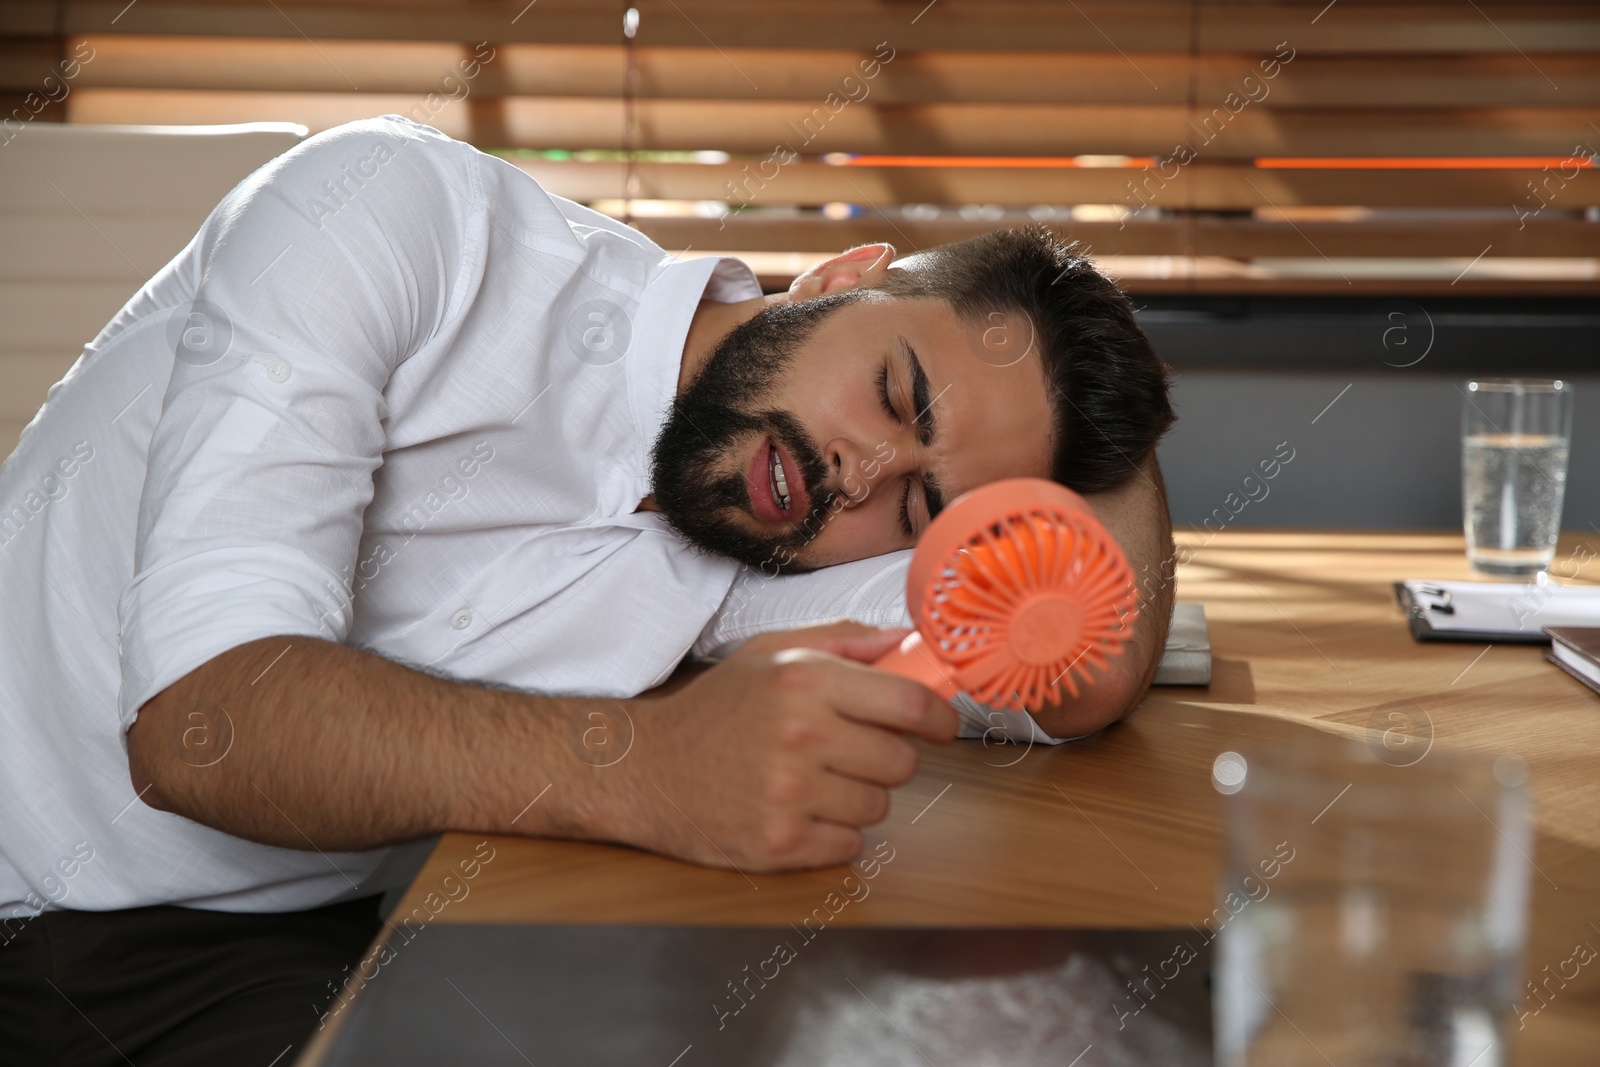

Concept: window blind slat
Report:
left=635, top=216, right=1600, bottom=259
left=502, top=158, right=1600, bottom=210
left=33, top=1, right=1600, bottom=53
left=39, top=37, right=1600, bottom=109
left=63, top=88, right=1600, bottom=159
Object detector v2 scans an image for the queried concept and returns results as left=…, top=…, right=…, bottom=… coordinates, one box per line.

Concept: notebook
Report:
left=1154, top=602, right=1212, bottom=686
left=1394, top=579, right=1600, bottom=643
left=1544, top=627, right=1600, bottom=696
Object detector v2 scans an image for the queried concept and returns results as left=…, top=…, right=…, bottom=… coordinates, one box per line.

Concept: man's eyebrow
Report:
left=901, top=337, right=946, bottom=522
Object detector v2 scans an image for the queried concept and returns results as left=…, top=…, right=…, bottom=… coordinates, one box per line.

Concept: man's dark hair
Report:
left=870, top=224, right=1175, bottom=494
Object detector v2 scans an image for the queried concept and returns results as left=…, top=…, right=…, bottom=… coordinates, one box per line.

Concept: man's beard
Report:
left=649, top=295, right=858, bottom=574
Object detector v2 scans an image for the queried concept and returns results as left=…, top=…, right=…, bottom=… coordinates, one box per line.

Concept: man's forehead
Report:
left=815, top=296, right=1047, bottom=409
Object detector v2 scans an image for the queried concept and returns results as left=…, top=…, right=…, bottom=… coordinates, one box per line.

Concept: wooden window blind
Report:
left=3, top=0, right=1597, bottom=294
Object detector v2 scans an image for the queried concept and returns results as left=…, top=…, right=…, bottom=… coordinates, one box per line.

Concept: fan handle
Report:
left=872, top=631, right=962, bottom=701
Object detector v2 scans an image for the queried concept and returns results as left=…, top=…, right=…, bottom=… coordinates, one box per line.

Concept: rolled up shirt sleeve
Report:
left=117, top=115, right=476, bottom=732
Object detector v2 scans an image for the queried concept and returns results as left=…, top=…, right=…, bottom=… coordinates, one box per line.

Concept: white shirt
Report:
left=0, top=115, right=761, bottom=917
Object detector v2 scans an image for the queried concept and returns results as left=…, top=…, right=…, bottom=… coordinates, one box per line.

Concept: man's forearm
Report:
left=126, top=621, right=961, bottom=873
left=126, top=635, right=620, bottom=852
left=1031, top=453, right=1175, bottom=738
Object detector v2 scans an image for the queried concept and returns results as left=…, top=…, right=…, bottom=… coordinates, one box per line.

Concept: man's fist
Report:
left=618, top=621, right=958, bottom=871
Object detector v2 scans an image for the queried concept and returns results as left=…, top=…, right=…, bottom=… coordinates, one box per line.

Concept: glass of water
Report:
left=1213, top=738, right=1531, bottom=1067
left=1462, top=379, right=1573, bottom=575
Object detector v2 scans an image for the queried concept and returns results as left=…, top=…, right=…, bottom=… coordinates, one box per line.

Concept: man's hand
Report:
left=613, top=621, right=958, bottom=871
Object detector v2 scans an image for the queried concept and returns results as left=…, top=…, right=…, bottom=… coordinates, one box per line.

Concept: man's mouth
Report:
left=770, top=443, right=790, bottom=511
left=745, top=436, right=807, bottom=525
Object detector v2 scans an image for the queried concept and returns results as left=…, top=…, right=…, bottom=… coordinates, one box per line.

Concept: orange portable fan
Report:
left=873, top=477, right=1139, bottom=713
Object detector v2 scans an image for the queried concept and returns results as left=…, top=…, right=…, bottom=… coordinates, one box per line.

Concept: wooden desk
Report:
left=304, top=532, right=1600, bottom=1065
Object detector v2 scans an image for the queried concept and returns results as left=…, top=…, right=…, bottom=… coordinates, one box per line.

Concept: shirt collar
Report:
left=627, top=253, right=763, bottom=495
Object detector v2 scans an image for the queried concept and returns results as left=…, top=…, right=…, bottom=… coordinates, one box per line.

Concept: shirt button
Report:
left=255, top=357, right=291, bottom=382
left=450, top=609, right=472, bottom=630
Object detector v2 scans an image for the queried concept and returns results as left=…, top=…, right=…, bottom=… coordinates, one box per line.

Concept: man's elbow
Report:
left=125, top=692, right=191, bottom=817
left=124, top=638, right=281, bottom=819
left=1031, top=660, right=1153, bottom=739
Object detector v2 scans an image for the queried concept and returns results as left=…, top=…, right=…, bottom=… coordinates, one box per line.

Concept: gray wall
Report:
left=1156, top=372, right=1600, bottom=532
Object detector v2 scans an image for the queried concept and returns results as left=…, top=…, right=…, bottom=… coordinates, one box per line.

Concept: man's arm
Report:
left=126, top=621, right=958, bottom=871
left=1029, top=452, right=1175, bottom=739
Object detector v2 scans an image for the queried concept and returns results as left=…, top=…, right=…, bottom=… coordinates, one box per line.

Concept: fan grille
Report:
left=916, top=501, right=1139, bottom=711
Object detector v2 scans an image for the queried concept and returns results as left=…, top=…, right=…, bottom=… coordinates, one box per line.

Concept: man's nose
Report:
left=824, top=433, right=907, bottom=508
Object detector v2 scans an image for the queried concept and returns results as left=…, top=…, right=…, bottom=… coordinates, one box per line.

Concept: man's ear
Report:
left=786, top=243, right=895, bottom=301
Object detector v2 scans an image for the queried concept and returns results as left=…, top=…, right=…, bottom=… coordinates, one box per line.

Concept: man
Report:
left=0, top=115, right=1174, bottom=1063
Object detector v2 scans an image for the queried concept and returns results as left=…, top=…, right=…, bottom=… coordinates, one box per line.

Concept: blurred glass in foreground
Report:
left=1462, top=379, right=1573, bottom=576
left=1213, top=739, right=1531, bottom=1067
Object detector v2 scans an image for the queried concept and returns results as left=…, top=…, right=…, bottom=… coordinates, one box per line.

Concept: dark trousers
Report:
left=0, top=894, right=384, bottom=1067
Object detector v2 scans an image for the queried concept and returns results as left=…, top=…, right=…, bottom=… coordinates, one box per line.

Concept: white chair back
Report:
left=0, top=122, right=306, bottom=461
